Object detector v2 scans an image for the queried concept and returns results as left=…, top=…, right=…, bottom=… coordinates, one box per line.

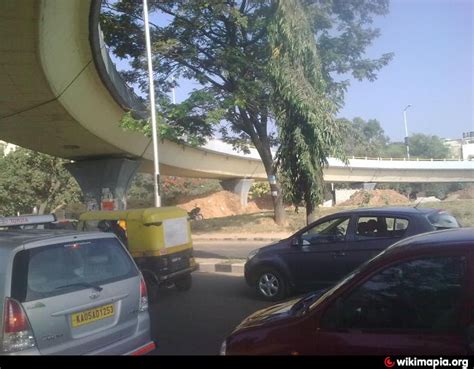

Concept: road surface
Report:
left=149, top=272, right=272, bottom=355
left=192, top=240, right=274, bottom=259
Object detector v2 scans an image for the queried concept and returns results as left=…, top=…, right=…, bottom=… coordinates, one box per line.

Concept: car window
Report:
left=355, top=216, right=409, bottom=239
left=11, top=237, right=138, bottom=302
left=301, top=217, right=350, bottom=245
left=82, top=219, right=129, bottom=246
left=428, top=211, right=460, bottom=230
left=321, top=256, right=467, bottom=333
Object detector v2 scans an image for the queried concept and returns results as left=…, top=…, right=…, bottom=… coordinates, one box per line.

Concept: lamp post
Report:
left=403, top=104, right=412, bottom=160
left=143, top=0, right=161, bottom=207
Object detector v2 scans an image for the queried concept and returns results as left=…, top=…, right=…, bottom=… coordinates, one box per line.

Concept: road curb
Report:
left=193, top=237, right=282, bottom=242
left=196, top=258, right=245, bottom=275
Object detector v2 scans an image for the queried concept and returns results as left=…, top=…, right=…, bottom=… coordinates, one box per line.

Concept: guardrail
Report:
left=350, top=156, right=471, bottom=162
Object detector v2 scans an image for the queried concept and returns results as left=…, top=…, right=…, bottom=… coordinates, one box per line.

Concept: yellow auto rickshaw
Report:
left=78, top=207, right=197, bottom=296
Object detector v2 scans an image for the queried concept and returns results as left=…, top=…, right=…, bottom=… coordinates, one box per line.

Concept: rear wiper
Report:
left=55, top=282, right=103, bottom=292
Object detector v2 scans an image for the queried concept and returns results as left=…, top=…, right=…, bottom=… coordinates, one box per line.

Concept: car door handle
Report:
left=331, top=251, right=346, bottom=258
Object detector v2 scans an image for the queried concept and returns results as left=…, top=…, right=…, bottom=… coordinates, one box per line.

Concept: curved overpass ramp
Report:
left=0, top=0, right=473, bottom=183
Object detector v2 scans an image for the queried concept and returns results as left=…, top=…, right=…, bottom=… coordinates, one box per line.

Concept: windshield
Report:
left=427, top=211, right=460, bottom=230
left=11, top=237, right=138, bottom=302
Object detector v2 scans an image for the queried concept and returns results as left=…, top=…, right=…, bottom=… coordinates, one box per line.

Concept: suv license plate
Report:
left=71, top=304, right=115, bottom=328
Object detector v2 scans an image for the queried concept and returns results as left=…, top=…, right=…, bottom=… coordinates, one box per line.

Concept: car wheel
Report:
left=255, top=268, right=287, bottom=301
left=144, top=276, right=159, bottom=303
left=175, top=274, right=192, bottom=291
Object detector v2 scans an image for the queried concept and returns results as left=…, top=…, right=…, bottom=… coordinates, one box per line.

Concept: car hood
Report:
left=234, top=299, right=299, bottom=331
left=234, top=290, right=326, bottom=331
left=257, top=238, right=290, bottom=253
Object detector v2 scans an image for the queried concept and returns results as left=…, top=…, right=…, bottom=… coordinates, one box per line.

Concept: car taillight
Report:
left=2, top=297, right=36, bottom=353
left=139, top=275, right=149, bottom=312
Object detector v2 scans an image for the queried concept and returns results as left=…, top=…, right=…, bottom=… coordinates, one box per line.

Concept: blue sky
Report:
left=115, top=0, right=473, bottom=142
left=339, top=0, right=473, bottom=141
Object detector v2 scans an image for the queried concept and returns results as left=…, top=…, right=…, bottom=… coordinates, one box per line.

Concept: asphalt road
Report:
left=192, top=240, right=273, bottom=259
left=149, top=272, right=272, bottom=355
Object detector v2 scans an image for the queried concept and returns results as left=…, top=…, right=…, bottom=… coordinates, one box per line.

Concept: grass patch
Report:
left=191, top=200, right=474, bottom=234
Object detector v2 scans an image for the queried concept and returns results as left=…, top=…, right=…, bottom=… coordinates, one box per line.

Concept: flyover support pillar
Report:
left=221, top=179, right=254, bottom=207
left=65, top=158, right=139, bottom=211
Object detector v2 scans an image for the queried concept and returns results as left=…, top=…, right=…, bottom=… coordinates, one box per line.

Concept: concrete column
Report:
left=65, top=158, right=140, bottom=211
left=220, top=179, right=254, bottom=207
left=363, top=183, right=377, bottom=190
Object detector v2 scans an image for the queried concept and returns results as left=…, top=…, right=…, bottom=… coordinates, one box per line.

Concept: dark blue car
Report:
left=245, top=207, right=460, bottom=301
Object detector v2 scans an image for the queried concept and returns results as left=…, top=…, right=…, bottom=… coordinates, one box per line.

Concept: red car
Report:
left=221, top=228, right=474, bottom=355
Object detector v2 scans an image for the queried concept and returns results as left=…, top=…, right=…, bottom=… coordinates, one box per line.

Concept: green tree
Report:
left=269, top=0, right=346, bottom=224
left=341, top=117, right=389, bottom=157
left=408, top=133, right=449, bottom=159
left=101, top=0, right=392, bottom=224
left=383, top=142, right=406, bottom=158
left=303, top=0, right=394, bottom=107
left=0, top=148, right=82, bottom=216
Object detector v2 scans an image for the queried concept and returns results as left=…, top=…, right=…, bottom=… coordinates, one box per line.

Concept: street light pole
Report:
left=143, top=0, right=161, bottom=207
left=403, top=104, right=412, bottom=160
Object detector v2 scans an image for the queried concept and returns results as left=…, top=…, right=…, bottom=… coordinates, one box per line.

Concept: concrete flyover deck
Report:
left=0, top=0, right=473, bottom=183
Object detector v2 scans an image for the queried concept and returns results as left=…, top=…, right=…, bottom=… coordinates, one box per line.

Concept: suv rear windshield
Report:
left=12, top=237, right=138, bottom=302
left=427, top=211, right=460, bottom=230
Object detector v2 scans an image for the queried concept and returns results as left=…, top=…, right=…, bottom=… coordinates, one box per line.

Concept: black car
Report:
left=245, top=207, right=461, bottom=301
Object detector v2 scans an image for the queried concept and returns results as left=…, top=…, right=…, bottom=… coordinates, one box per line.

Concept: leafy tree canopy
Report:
left=101, top=0, right=393, bottom=224
left=340, top=117, right=389, bottom=157
left=408, top=133, right=449, bottom=159
left=0, top=148, right=82, bottom=216
left=269, top=0, right=346, bottom=223
left=303, top=0, right=393, bottom=107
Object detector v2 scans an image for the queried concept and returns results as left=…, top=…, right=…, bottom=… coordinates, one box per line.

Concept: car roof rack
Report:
left=0, top=214, right=57, bottom=228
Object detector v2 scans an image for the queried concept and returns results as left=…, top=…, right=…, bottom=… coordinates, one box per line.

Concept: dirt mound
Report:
left=340, top=189, right=410, bottom=206
left=177, top=191, right=272, bottom=219
left=445, top=186, right=474, bottom=201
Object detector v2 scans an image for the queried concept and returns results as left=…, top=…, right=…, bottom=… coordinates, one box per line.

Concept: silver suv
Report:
left=0, top=215, right=155, bottom=355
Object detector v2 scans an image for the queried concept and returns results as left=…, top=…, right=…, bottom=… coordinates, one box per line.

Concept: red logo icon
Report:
left=384, top=357, right=396, bottom=368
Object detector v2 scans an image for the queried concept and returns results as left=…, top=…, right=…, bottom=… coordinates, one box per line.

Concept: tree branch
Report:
left=154, top=4, right=227, bottom=47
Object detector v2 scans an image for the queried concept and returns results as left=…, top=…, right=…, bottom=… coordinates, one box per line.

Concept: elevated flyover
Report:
left=0, top=0, right=472, bottom=208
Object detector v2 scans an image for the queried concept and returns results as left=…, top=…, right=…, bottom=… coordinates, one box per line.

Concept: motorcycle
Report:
left=188, top=206, right=204, bottom=221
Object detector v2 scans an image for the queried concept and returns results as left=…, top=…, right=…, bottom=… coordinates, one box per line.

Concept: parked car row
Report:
left=224, top=227, right=474, bottom=355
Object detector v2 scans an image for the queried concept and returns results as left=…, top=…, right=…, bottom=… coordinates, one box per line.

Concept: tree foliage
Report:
left=341, top=117, right=389, bottom=157
left=101, top=0, right=393, bottom=224
left=303, top=0, right=394, bottom=107
left=340, top=119, right=449, bottom=160
left=268, top=0, right=346, bottom=223
left=0, top=149, right=82, bottom=216
left=408, top=133, right=449, bottom=159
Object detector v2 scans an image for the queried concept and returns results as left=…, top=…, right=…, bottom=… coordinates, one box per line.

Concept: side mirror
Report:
left=291, top=237, right=300, bottom=247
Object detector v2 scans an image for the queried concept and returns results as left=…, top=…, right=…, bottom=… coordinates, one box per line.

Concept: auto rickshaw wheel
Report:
left=175, top=274, right=192, bottom=291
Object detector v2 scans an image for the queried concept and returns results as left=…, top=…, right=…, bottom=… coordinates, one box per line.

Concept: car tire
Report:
left=255, top=268, right=288, bottom=301
left=175, top=274, right=192, bottom=291
left=144, top=277, right=159, bottom=303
